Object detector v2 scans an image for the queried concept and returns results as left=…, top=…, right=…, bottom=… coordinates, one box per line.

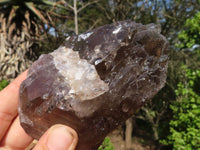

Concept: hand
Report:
left=0, top=71, right=78, bottom=150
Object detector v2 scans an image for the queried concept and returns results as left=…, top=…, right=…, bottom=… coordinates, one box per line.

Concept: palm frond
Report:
left=0, top=0, right=11, bottom=6
left=25, top=2, right=48, bottom=24
left=40, top=0, right=68, bottom=10
left=7, top=7, right=15, bottom=27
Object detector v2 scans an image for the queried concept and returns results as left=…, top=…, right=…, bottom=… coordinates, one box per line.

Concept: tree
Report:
left=0, top=0, right=65, bottom=80
left=61, top=0, right=100, bottom=34
left=93, top=1, right=200, bottom=149
left=161, top=68, right=200, bottom=150
left=176, top=12, right=200, bottom=49
left=160, top=9, right=200, bottom=149
left=125, top=118, right=133, bottom=150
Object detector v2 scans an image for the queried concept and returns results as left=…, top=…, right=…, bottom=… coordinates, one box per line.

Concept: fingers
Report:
left=0, top=116, right=33, bottom=149
left=0, top=70, right=28, bottom=140
left=34, top=124, right=78, bottom=150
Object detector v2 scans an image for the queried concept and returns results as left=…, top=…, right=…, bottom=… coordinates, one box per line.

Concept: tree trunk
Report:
left=152, top=124, right=159, bottom=141
left=125, top=118, right=133, bottom=150
left=74, top=0, right=78, bottom=34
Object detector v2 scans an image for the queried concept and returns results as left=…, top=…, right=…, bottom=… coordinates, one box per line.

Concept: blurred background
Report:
left=0, top=0, right=200, bottom=150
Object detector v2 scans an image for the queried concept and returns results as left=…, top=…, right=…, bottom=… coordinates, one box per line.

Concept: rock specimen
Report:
left=19, top=20, right=168, bottom=150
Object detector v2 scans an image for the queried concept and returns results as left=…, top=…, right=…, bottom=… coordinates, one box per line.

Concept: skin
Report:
left=0, top=71, right=78, bottom=150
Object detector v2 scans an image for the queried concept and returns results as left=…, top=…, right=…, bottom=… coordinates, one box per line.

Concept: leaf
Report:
left=0, top=79, right=9, bottom=90
left=25, top=2, right=48, bottom=24
left=0, top=0, right=11, bottom=6
left=38, top=0, right=68, bottom=10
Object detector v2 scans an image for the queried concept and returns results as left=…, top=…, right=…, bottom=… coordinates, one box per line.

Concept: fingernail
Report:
left=47, top=125, right=74, bottom=150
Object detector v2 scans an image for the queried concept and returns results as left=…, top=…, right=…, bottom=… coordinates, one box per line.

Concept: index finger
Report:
left=0, top=70, right=28, bottom=141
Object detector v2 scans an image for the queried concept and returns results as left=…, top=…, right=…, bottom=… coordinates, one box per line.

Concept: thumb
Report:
left=33, top=124, right=78, bottom=150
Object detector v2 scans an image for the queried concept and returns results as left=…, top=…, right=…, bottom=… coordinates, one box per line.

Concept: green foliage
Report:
left=161, top=68, right=200, bottom=150
left=98, top=137, right=114, bottom=150
left=0, top=79, right=9, bottom=90
left=176, top=12, right=200, bottom=49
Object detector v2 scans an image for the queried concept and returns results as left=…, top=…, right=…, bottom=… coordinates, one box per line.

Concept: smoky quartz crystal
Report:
left=19, top=20, right=168, bottom=150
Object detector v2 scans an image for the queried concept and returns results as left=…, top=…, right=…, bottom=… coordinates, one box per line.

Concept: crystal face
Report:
left=19, top=21, right=168, bottom=150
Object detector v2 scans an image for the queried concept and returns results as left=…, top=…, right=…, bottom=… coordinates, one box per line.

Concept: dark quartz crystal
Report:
left=19, top=20, right=168, bottom=150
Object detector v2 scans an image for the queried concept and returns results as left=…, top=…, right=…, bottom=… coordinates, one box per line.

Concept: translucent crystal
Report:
left=19, top=21, right=168, bottom=150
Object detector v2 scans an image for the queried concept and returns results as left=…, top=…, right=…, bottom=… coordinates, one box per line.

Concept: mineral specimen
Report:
left=19, top=20, right=168, bottom=150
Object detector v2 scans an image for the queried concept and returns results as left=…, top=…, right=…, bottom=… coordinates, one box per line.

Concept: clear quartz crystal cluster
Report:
left=19, top=20, right=168, bottom=150
left=51, top=47, right=109, bottom=101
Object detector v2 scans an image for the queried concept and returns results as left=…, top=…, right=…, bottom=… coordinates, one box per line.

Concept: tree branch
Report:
left=87, top=18, right=101, bottom=31
left=74, top=0, right=78, bottom=34
left=48, top=11, right=73, bottom=19
left=97, top=3, right=112, bottom=21
left=135, top=115, right=145, bottom=120
left=64, top=1, right=74, bottom=10
left=77, top=0, right=99, bottom=13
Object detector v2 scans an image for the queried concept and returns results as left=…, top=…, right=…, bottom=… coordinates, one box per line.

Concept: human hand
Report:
left=0, top=71, right=78, bottom=150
